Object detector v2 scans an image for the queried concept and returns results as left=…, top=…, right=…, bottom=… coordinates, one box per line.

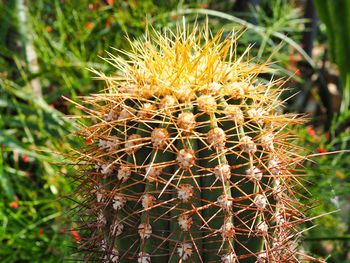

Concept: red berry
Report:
left=9, top=201, right=19, bottom=209
left=70, top=228, right=81, bottom=243
left=318, top=147, right=326, bottom=153
left=306, top=126, right=315, bottom=137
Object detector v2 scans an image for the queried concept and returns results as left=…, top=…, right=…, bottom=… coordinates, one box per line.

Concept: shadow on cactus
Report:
left=66, top=24, right=324, bottom=262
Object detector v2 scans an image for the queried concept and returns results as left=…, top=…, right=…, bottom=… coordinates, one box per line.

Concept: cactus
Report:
left=69, top=25, right=319, bottom=262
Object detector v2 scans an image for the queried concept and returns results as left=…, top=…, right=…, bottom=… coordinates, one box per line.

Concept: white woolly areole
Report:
left=224, top=105, right=244, bottom=123
left=187, top=75, right=196, bottom=84
left=177, top=112, right=196, bottom=133
left=208, top=82, right=222, bottom=94
left=113, top=194, right=127, bottom=211
left=125, top=134, right=142, bottom=155
left=207, top=127, right=226, bottom=149
left=214, top=163, right=231, bottom=182
left=274, top=178, right=281, bottom=187
left=99, top=139, right=108, bottom=149
left=217, top=195, right=233, bottom=212
left=137, top=252, right=151, bottom=263
left=93, top=185, right=104, bottom=203
left=137, top=83, right=154, bottom=98
left=254, top=194, right=267, bottom=210
left=273, top=181, right=283, bottom=201
left=228, top=82, right=245, bottom=98
left=101, top=164, right=113, bottom=175
left=221, top=221, right=235, bottom=239
left=221, top=252, right=236, bottom=263
left=145, top=166, right=162, bottom=182
left=103, top=248, right=119, bottom=263
left=178, top=214, right=193, bottom=231
left=174, top=85, right=195, bottom=101
left=111, top=136, right=121, bottom=149
left=106, top=108, right=119, bottom=121
left=177, top=242, right=193, bottom=260
left=240, top=135, right=257, bottom=154
left=261, top=133, right=274, bottom=151
left=141, top=194, right=156, bottom=210
left=138, top=223, right=152, bottom=239
left=275, top=211, right=285, bottom=225
left=94, top=163, right=102, bottom=172
left=177, top=184, right=194, bottom=202
left=101, top=239, right=107, bottom=251
left=99, top=137, right=120, bottom=150
left=256, top=221, right=268, bottom=235
left=138, top=102, right=154, bottom=118
left=256, top=252, right=267, bottom=263
left=110, top=249, right=119, bottom=263
left=247, top=108, right=267, bottom=125
left=118, top=108, right=134, bottom=121
left=111, top=220, right=124, bottom=237
left=177, top=149, right=195, bottom=170
left=119, top=82, right=137, bottom=95
left=159, top=95, right=176, bottom=111
left=96, top=192, right=104, bottom=203
left=268, top=157, right=281, bottom=175
left=197, top=95, right=217, bottom=112
left=97, top=212, right=106, bottom=226
left=117, top=166, right=131, bottom=181
left=151, top=128, right=169, bottom=149
left=272, top=237, right=282, bottom=249
left=272, top=235, right=285, bottom=249
left=246, top=166, right=263, bottom=181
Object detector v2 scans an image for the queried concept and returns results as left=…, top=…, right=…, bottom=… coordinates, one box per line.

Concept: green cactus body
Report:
left=72, top=26, right=318, bottom=262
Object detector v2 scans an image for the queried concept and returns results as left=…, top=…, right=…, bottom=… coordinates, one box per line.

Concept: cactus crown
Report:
left=71, top=24, right=318, bottom=263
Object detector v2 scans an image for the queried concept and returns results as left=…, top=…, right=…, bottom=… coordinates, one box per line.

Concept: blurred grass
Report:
left=0, top=78, right=75, bottom=262
left=298, top=123, right=350, bottom=262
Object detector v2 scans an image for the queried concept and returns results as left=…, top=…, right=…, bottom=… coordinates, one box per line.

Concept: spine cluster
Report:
left=71, top=26, right=318, bottom=263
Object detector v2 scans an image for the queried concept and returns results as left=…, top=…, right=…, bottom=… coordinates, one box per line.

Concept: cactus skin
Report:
left=70, top=26, right=321, bottom=263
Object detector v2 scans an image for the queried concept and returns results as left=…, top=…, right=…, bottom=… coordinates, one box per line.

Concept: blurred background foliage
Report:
left=0, top=0, right=349, bottom=262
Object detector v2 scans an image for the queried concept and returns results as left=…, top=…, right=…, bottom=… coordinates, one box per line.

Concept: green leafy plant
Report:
left=314, top=0, right=350, bottom=112
left=69, top=25, right=323, bottom=262
left=0, top=78, right=74, bottom=262
left=299, top=123, right=350, bottom=262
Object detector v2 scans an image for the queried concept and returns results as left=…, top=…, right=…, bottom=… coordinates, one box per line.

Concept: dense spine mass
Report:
left=71, top=26, right=318, bottom=262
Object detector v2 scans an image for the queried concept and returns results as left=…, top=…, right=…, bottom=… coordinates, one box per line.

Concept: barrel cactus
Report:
left=70, top=25, right=320, bottom=262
